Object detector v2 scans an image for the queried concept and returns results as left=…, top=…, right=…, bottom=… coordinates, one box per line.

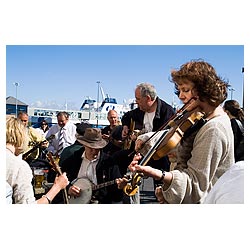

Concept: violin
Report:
left=152, top=108, right=205, bottom=160
left=123, top=98, right=205, bottom=196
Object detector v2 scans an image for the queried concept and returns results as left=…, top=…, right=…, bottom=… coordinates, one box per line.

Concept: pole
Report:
left=96, top=81, right=100, bottom=127
left=14, top=82, right=19, bottom=117
left=242, top=67, right=244, bottom=109
left=87, top=96, right=91, bottom=120
left=231, top=88, right=235, bottom=100
left=229, top=87, right=235, bottom=100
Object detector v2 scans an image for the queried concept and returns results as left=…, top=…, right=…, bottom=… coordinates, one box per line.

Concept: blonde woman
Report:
left=6, top=117, right=68, bottom=204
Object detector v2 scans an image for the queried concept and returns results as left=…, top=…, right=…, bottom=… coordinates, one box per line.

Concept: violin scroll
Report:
left=123, top=172, right=144, bottom=196
left=123, top=118, right=142, bottom=150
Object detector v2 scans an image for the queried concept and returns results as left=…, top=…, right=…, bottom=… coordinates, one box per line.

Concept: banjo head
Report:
left=69, top=178, right=92, bottom=204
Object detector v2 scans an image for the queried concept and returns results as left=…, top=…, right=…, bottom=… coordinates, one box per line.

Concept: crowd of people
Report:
left=6, top=59, right=244, bottom=204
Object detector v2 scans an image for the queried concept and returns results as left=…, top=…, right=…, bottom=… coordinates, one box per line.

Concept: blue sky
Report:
left=6, top=45, right=244, bottom=110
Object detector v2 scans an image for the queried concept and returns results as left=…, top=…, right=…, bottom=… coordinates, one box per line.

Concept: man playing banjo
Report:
left=58, top=128, right=124, bottom=204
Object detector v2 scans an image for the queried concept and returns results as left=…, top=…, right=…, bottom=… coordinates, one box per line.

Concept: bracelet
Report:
left=42, top=195, right=51, bottom=204
left=159, top=170, right=166, bottom=182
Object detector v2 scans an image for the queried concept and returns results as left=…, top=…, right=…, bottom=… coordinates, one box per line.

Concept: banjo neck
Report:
left=92, top=179, right=116, bottom=191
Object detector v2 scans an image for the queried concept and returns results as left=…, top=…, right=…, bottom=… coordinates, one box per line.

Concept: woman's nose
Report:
left=178, top=92, right=185, bottom=100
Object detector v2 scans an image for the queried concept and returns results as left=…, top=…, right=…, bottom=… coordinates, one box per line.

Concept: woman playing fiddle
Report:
left=118, top=60, right=235, bottom=204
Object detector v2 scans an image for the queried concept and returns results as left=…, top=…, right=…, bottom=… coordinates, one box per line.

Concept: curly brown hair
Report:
left=171, top=59, right=230, bottom=107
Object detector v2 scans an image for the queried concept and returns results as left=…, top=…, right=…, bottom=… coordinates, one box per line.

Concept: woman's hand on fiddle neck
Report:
left=128, top=153, right=142, bottom=171
left=128, top=153, right=155, bottom=177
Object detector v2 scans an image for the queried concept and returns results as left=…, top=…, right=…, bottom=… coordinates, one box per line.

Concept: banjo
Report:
left=69, top=177, right=117, bottom=204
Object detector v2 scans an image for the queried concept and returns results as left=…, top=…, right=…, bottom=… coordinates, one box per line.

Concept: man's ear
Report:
left=146, top=95, right=152, bottom=101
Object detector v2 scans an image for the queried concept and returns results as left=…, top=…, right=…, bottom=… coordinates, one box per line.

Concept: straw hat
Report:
left=76, top=128, right=108, bottom=149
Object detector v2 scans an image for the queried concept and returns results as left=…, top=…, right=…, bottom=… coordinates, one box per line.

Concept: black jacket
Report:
left=231, top=118, right=244, bottom=162
left=121, top=97, right=175, bottom=131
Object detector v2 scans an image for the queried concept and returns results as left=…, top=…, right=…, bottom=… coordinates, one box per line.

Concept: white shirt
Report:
left=203, top=161, right=244, bottom=204
left=36, top=127, right=49, bottom=137
left=143, top=111, right=155, bottom=132
left=46, top=121, right=77, bottom=155
left=6, top=149, right=36, bottom=204
left=6, top=182, right=13, bottom=204
left=77, top=151, right=100, bottom=185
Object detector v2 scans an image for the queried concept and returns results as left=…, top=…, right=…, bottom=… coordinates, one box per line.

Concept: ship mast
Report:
left=96, top=81, right=100, bottom=127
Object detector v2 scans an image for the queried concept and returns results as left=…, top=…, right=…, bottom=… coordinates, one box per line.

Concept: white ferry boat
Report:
left=28, top=95, right=135, bottom=128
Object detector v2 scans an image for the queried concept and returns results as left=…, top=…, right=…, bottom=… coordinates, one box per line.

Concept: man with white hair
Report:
left=121, top=83, right=175, bottom=191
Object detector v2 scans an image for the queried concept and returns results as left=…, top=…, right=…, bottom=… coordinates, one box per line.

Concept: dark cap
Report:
left=76, top=122, right=92, bottom=136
